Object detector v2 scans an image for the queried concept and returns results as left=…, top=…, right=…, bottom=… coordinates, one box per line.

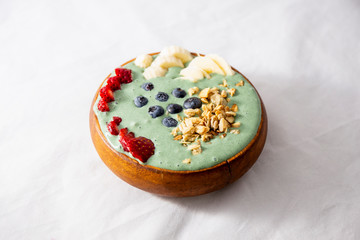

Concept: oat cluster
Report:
left=171, top=86, right=241, bottom=156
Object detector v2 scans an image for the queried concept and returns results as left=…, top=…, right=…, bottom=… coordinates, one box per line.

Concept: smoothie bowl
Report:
left=89, top=46, right=267, bottom=197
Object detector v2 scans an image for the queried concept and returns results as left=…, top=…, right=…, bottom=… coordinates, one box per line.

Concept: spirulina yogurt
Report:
left=93, top=57, right=261, bottom=171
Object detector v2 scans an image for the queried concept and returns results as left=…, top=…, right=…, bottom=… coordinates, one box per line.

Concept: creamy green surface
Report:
left=93, top=58, right=261, bottom=171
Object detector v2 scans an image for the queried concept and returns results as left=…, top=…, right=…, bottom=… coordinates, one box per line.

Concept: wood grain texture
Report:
left=89, top=52, right=268, bottom=197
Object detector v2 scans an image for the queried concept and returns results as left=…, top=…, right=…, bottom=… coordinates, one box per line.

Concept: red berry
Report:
left=112, top=116, right=122, bottom=125
left=119, top=128, right=135, bottom=152
left=127, top=137, right=155, bottom=163
left=97, top=99, right=109, bottom=112
left=99, top=86, right=114, bottom=103
left=107, top=76, right=121, bottom=91
left=107, top=121, right=119, bottom=135
left=115, top=68, right=132, bottom=84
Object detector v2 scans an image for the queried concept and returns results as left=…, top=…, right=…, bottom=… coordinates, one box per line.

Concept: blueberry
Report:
left=134, top=96, right=148, bottom=108
left=162, top=117, right=178, bottom=127
left=183, top=97, right=202, bottom=109
left=148, top=105, right=165, bottom=118
left=172, top=88, right=186, bottom=98
left=141, top=82, right=154, bottom=91
left=166, top=104, right=183, bottom=114
left=155, top=92, right=169, bottom=102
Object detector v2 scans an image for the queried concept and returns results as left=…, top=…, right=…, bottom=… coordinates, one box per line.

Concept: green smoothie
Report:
left=93, top=57, right=261, bottom=171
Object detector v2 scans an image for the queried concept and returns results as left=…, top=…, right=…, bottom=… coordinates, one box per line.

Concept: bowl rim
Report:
left=90, top=52, right=265, bottom=175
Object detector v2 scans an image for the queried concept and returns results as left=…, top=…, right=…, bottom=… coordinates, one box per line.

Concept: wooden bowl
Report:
left=89, top=53, right=268, bottom=197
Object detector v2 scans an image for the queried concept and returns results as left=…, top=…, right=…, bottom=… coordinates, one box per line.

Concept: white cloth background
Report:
left=1, top=0, right=359, bottom=239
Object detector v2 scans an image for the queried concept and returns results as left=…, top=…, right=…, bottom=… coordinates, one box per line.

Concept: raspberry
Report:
left=107, top=121, right=119, bottom=135
left=127, top=137, right=155, bottom=163
left=99, top=86, right=114, bottom=103
left=112, top=116, right=122, bottom=125
left=97, top=99, right=109, bottom=112
left=107, top=76, right=121, bottom=91
left=115, top=68, right=133, bottom=84
left=119, top=128, right=135, bottom=152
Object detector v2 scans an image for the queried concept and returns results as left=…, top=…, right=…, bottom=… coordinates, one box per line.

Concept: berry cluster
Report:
left=133, top=86, right=203, bottom=128
left=159, top=95, right=202, bottom=127
left=99, top=68, right=157, bottom=162
left=97, top=68, right=133, bottom=112
left=99, top=72, right=205, bottom=161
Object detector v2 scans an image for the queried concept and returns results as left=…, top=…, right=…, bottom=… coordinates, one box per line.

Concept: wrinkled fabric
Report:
left=0, top=0, right=359, bottom=239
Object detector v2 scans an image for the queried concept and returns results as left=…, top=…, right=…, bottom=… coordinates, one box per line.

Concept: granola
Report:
left=227, top=88, right=236, bottom=97
left=182, top=158, right=192, bottom=164
left=171, top=86, right=242, bottom=155
left=188, top=87, right=199, bottom=96
left=236, top=80, right=244, bottom=86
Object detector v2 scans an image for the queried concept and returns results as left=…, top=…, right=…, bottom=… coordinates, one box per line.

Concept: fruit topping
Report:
left=166, top=104, right=183, bottom=114
left=100, top=86, right=115, bottom=103
left=159, top=46, right=193, bottom=63
left=172, top=88, right=186, bottom=98
left=106, top=76, right=121, bottom=91
left=97, top=99, right=110, bottom=112
left=143, top=66, right=166, bottom=80
left=188, top=56, right=224, bottom=75
left=179, top=66, right=205, bottom=82
left=127, top=137, right=155, bottom=163
left=134, top=96, right=148, bottom=108
left=115, top=68, right=133, bottom=84
left=183, top=97, right=202, bottom=109
left=119, top=127, right=155, bottom=162
left=152, top=55, right=184, bottom=68
left=148, top=105, right=165, bottom=118
left=155, top=92, right=169, bottom=102
left=162, top=117, right=178, bottom=127
left=112, top=116, right=122, bottom=125
left=207, top=54, right=235, bottom=76
left=141, top=82, right=154, bottom=91
left=107, top=121, right=119, bottom=135
left=134, top=54, right=153, bottom=68
left=119, top=128, right=135, bottom=152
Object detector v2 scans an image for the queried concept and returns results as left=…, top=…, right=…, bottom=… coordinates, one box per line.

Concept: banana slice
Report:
left=134, top=54, right=153, bottom=68
left=152, top=55, right=184, bottom=69
left=200, top=68, right=211, bottom=79
left=188, top=56, right=224, bottom=75
left=207, top=54, right=234, bottom=76
left=160, top=46, right=193, bottom=63
left=179, top=66, right=205, bottom=82
left=143, top=66, right=167, bottom=80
